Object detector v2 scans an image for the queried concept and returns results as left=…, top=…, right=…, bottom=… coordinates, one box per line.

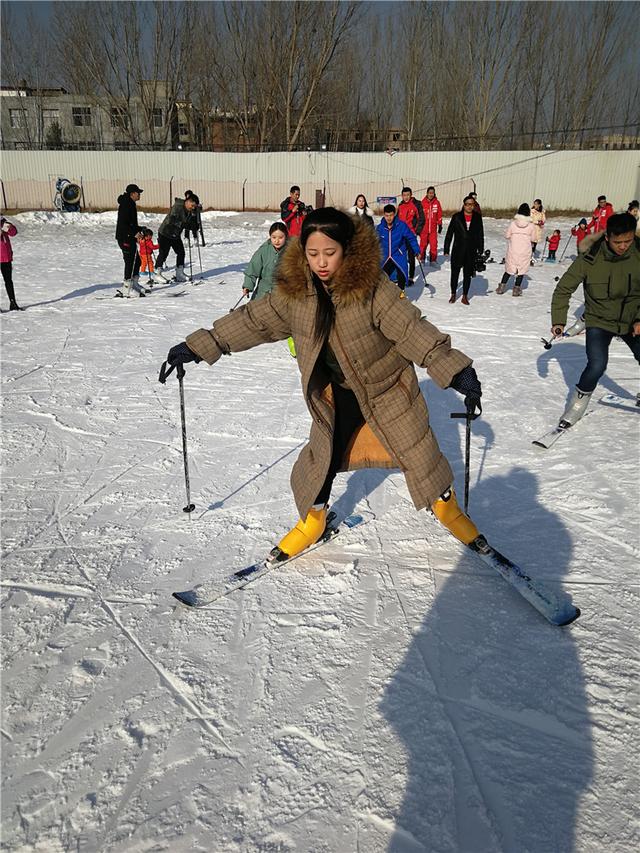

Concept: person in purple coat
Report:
left=376, top=204, right=420, bottom=295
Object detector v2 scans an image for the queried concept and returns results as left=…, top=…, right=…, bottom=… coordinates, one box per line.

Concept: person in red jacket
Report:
left=1, top=216, right=22, bottom=310
left=571, top=218, right=592, bottom=249
left=138, top=228, right=160, bottom=285
left=419, top=186, right=443, bottom=263
left=397, top=186, right=424, bottom=284
left=589, top=195, right=614, bottom=233
left=547, top=229, right=561, bottom=260
left=280, top=186, right=310, bottom=238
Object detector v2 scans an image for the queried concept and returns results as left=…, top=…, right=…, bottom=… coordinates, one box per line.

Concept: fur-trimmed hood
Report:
left=274, top=214, right=383, bottom=307
left=513, top=213, right=532, bottom=228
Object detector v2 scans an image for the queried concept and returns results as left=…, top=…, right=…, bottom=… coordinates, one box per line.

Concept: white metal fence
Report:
left=1, top=149, right=638, bottom=213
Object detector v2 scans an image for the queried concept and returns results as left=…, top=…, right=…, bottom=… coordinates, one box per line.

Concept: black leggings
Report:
left=383, top=258, right=407, bottom=290
left=118, top=241, right=141, bottom=280
left=500, top=272, right=524, bottom=287
left=315, top=384, right=365, bottom=506
left=450, top=259, right=475, bottom=296
left=157, top=235, right=185, bottom=268
left=1, top=261, right=17, bottom=303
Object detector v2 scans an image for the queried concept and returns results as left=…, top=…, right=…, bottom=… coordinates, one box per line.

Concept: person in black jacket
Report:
left=183, top=189, right=205, bottom=246
left=156, top=194, right=199, bottom=282
left=443, top=196, right=484, bottom=304
left=115, top=183, right=145, bottom=297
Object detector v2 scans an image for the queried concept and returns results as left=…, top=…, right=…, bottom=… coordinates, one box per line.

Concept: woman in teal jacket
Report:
left=242, top=222, right=288, bottom=301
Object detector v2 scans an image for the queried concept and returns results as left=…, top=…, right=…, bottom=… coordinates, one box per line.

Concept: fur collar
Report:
left=275, top=214, right=382, bottom=306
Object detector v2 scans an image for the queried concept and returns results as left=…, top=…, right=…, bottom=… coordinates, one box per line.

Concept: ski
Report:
left=468, top=535, right=580, bottom=625
left=598, top=393, right=639, bottom=413
left=172, top=511, right=371, bottom=608
left=532, top=411, right=592, bottom=449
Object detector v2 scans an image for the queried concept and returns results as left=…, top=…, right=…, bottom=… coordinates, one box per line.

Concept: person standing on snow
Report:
left=549, top=212, right=640, bottom=427
left=115, top=183, right=145, bottom=297
left=242, top=222, right=289, bottom=302
left=530, top=198, right=545, bottom=258
left=376, top=204, right=420, bottom=295
left=419, top=186, right=443, bottom=264
left=280, top=186, right=310, bottom=238
left=1, top=215, right=22, bottom=310
left=496, top=203, right=536, bottom=296
left=397, top=186, right=424, bottom=284
left=156, top=194, right=199, bottom=282
left=589, top=195, right=615, bottom=234
left=571, top=218, right=592, bottom=251
left=183, top=189, right=204, bottom=246
left=443, top=195, right=484, bottom=304
left=164, top=207, right=483, bottom=561
left=347, top=194, right=375, bottom=227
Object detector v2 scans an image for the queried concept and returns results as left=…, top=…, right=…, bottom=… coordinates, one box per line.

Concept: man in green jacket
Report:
left=550, top=212, right=640, bottom=426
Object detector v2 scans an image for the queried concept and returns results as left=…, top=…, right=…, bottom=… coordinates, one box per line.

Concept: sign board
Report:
left=376, top=196, right=397, bottom=205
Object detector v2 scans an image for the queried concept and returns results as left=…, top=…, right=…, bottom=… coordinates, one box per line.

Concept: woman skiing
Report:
left=164, top=208, right=483, bottom=558
left=242, top=222, right=288, bottom=301
left=497, top=203, right=536, bottom=296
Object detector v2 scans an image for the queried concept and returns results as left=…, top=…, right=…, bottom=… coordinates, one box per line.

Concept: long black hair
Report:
left=301, top=208, right=355, bottom=342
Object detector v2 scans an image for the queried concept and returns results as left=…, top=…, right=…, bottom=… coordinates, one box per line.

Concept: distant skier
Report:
left=419, top=186, right=443, bottom=264
left=156, top=194, right=199, bottom=282
left=183, top=189, right=204, bottom=246
left=547, top=230, right=561, bottom=260
left=1, top=215, right=22, bottom=310
left=376, top=204, right=420, bottom=295
left=137, top=228, right=159, bottom=287
left=571, top=218, right=592, bottom=250
left=496, top=203, right=535, bottom=296
left=115, top=183, right=145, bottom=297
left=549, top=212, right=640, bottom=427
left=397, top=187, right=424, bottom=283
left=443, top=196, right=484, bottom=304
left=530, top=199, right=545, bottom=258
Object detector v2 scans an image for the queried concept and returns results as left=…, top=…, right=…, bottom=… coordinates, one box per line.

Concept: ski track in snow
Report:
left=1, top=210, right=638, bottom=852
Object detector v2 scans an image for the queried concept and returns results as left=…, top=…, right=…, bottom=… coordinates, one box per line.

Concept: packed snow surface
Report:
left=1, top=210, right=638, bottom=852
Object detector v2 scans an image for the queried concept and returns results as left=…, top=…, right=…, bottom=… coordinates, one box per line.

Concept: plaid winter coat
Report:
left=186, top=217, right=472, bottom=517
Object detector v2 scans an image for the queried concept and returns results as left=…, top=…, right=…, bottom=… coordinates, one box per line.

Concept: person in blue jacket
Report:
left=376, top=204, right=420, bottom=295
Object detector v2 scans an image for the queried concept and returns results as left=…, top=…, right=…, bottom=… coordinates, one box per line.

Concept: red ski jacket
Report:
left=397, top=198, right=425, bottom=235
left=548, top=234, right=561, bottom=252
left=421, top=196, right=442, bottom=232
left=138, top=236, right=159, bottom=257
left=590, top=203, right=614, bottom=233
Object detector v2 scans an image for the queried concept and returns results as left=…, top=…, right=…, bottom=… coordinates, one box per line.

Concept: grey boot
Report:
left=174, top=265, right=188, bottom=283
left=560, top=387, right=592, bottom=427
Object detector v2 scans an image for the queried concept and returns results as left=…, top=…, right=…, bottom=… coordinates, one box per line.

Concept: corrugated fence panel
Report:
left=1, top=150, right=638, bottom=212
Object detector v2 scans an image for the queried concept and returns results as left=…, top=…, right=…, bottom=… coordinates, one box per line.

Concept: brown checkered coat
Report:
left=186, top=217, right=472, bottom=517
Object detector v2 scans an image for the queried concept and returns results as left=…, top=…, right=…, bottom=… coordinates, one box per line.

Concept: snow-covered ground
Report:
left=1, top=210, right=638, bottom=853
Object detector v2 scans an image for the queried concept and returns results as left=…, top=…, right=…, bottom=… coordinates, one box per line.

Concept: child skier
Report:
left=571, top=218, right=591, bottom=250
left=138, top=229, right=159, bottom=286
left=547, top=230, right=561, bottom=261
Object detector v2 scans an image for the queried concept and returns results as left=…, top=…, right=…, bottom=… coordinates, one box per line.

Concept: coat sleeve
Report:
left=185, top=288, right=292, bottom=364
left=3, top=222, right=18, bottom=237
left=242, top=245, right=264, bottom=291
left=414, top=200, right=425, bottom=235
left=550, top=257, right=586, bottom=326
left=280, top=199, right=295, bottom=225
left=403, top=222, right=420, bottom=255
left=372, top=276, right=472, bottom=387
left=436, top=200, right=442, bottom=226
left=443, top=218, right=454, bottom=254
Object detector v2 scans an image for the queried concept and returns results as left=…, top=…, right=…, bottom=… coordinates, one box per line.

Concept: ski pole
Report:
left=158, top=361, right=196, bottom=514
left=559, top=232, right=573, bottom=261
left=229, top=293, right=248, bottom=312
left=187, top=234, right=193, bottom=282
left=196, top=239, right=203, bottom=276
left=450, top=406, right=480, bottom=513
left=541, top=236, right=549, bottom=261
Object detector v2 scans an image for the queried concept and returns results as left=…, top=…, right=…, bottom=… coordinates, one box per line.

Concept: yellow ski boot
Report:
left=272, top=505, right=328, bottom=561
left=431, top=488, right=479, bottom=545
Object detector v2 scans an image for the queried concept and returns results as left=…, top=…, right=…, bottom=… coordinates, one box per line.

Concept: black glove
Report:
left=438, top=223, right=442, bottom=234
left=450, top=365, right=482, bottom=415
left=167, top=341, right=201, bottom=367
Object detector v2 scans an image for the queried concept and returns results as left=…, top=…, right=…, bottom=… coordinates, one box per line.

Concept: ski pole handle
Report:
left=158, top=360, right=185, bottom=383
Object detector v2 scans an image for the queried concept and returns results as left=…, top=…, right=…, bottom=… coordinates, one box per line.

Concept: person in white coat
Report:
left=348, top=194, right=374, bottom=227
left=497, top=203, right=537, bottom=296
